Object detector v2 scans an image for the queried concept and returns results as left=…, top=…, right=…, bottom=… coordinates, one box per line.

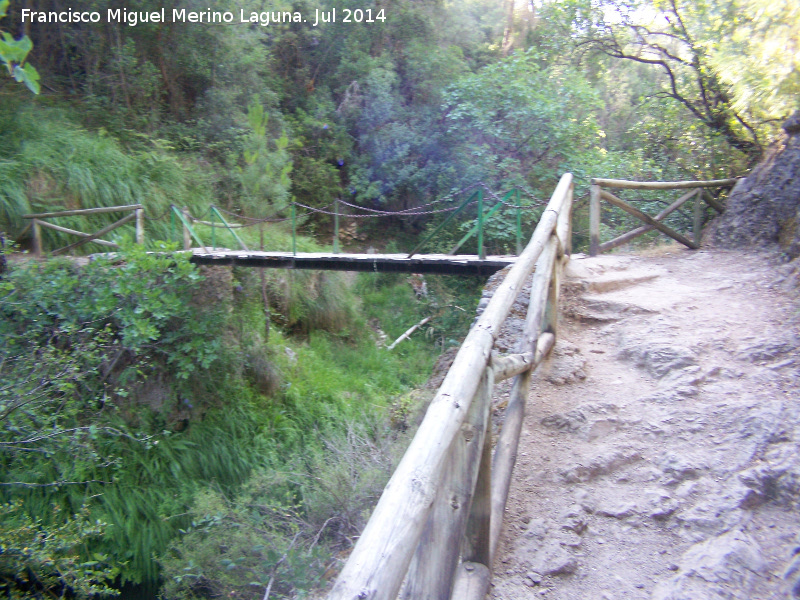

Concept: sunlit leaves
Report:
left=704, top=0, right=800, bottom=124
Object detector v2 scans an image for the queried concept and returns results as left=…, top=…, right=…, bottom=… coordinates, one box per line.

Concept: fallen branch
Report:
left=263, top=532, right=300, bottom=600
left=386, top=317, right=431, bottom=351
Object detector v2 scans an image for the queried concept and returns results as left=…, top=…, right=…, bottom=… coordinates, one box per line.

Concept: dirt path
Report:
left=489, top=247, right=800, bottom=599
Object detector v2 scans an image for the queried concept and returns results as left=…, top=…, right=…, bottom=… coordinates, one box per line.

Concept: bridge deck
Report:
left=189, top=250, right=516, bottom=275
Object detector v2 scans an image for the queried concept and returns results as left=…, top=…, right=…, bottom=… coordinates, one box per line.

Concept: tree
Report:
left=705, top=0, right=800, bottom=131
left=236, top=99, right=293, bottom=218
left=569, top=0, right=769, bottom=162
left=443, top=51, right=604, bottom=191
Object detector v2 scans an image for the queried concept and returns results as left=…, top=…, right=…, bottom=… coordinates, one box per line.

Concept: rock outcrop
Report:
left=708, top=111, right=800, bottom=258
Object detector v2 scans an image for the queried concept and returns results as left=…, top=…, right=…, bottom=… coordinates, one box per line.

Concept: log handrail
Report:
left=326, top=174, right=574, bottom=600
left=22, top=204, right=144, bottom=219
left=590, top=178, right=738, bottom=190
left=589, top=177, right=738, bottom=256
left=23, top=204, right=145, bottom=257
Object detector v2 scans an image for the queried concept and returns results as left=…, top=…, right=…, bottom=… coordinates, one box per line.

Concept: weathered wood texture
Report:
left=591, top=178, right=738, bottom=190
left=36, top=220, right=118, bottom=249
left=462, top=370, right=494, bottom=567
left=693, top=189, right=703, bottom=245
left=589, top=184, right=601, bottom=256
left=22, top=204, right=143, bottom=219
left=491, top=351, right=534, bottom=382
left=325, top=173, right=572, bottom=600
left=547, top=256, right=561, bottom=336
left=703, top=189, right=725, bottom=214
left=135, top=208, right=145, bottom=246
left=32, top=219, right=42, bottom=257
left=51, top=212, right=137, bottom=256
left=190, top=251, right=515, bottom=276
left=598, top=188, right=697, bottom=253
left=489, top=239, right=558, bottom=562
left=450, top=562, right=491, bottom=600
left=24, top=204, right=144, bottom=256
left=400, top=368, right=493, bottom=600
left=600, top=190, right=699, bottom=250
left=491, top=330, right=555, bottom=382
left=556, top=182, right=573, bottom=258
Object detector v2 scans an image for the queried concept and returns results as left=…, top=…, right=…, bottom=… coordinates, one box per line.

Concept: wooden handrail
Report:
left=22, top=204, right=143, bottom=219
left=590, top=178, right=738, bottom=190
left=326, top=174, right=573, bottom=600
left=23, top=204, right=145, bottom=257
left=589, top=177, right=738, bottom=256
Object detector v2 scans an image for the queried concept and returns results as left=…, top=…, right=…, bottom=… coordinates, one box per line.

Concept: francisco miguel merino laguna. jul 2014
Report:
left=20, top=7, right=387, bottom=27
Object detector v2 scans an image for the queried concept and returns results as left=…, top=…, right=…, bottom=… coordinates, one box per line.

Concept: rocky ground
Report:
left=487, top=246, right=800, bottom=600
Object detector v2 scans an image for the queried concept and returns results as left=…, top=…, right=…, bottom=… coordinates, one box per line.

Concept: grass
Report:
left=0, top=99, right=213, bottom=252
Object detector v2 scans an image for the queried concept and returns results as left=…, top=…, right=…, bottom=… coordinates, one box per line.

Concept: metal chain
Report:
left=142, top=183, right=544, bottom=227
left=293, top=201, right=471, bottom=218
left=146, top=207, right=173, bottom=221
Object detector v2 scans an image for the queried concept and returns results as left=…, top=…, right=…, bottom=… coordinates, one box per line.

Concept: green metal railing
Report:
left=409, top=188, right=532, bottom=259
left=167, top=187, right=535, bottom=259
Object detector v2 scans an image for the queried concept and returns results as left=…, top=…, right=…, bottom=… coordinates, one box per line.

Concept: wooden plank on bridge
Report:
left=189, top=250, right=516, bottom=276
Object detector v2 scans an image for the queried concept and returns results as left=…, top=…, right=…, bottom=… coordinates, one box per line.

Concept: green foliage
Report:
left=2, top=0, right=788, bottom=595
left=702, top=0, right=800, bottom=128
left=0, top=227, right=452, bottom=596
left=443, top=52, right=604, bottom=193
left=0, top=502, right=118, bottom=599
left=236, top=99, right=293, bottom=218
left=0, top=245, right=227, bottom=590
left=158, top=273, right=444, bottom=600
left=0, top=101, right=213, bottom=249
left=0, top=0, right=40, bottom=94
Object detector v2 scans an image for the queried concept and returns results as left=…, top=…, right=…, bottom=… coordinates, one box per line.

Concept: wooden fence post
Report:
left=693, top=189, right=703, bottom=246
left=566, top=182, right=574, bottom=256
left=589, top=183, right=601, bottom=256
left=400, top=367, right=493, bottom=600
left=32, top=219, right=42, bottom=257
left=451, top=562, right=491, bottom=600
left=462, top=367, right=494, bottom=567
left=325, top=174, right=572, bottom=600
left=135, top=208, right=145, bottom=245
left=489, top=237, right=558, bottom=562
left=546, top=256, right=561, bottom=336
left=703, top=189, right=725, bottom=214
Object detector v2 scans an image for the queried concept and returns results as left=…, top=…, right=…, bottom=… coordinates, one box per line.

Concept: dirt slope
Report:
left=490, top=247, right=800, bottom=600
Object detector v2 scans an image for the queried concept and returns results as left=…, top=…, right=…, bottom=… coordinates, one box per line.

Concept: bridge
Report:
left=22, top=183, right=542, bottom=275
left=26, top=173, right=780, bottom=599
left=188, top=250, right=515, bottom=276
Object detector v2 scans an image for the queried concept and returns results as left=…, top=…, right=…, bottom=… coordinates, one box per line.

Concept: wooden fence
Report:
left=588, top=178, right=738, bottom=256
left=326, top=173, right=574, bottom=600
left=22, top=204, right=145, bottom=257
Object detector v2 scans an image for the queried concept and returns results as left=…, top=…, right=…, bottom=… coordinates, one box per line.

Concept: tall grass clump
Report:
left=0, top=99, right=213, bottom=251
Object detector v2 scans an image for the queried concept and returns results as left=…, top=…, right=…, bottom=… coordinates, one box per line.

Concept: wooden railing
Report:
left=588, top=178, right=738, bottom=256
left=326, top=174, right=574, bottom=600
left=22, top=204, right=145, bottom=257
